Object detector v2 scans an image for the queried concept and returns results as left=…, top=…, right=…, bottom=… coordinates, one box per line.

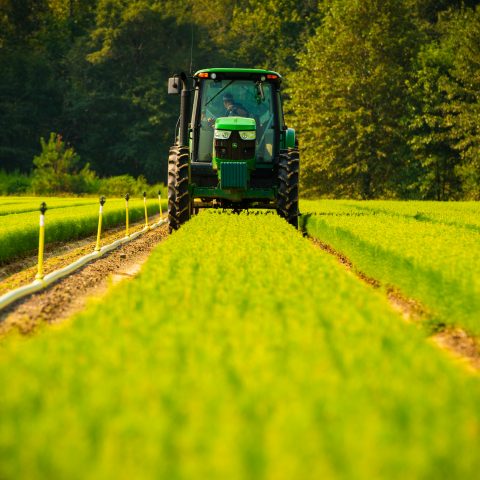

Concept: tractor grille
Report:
left=215, top=131, right=255, bottom=161
left=220, top=162, right=248, bottom=189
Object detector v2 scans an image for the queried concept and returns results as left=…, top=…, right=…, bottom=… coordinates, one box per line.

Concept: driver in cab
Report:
left=207, top=93, right=249, bottom=127
left=222, top=93, right=249, bottom=117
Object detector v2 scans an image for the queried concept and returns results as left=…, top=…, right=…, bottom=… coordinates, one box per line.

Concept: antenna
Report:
left=189, top=23, right=194, bottom=75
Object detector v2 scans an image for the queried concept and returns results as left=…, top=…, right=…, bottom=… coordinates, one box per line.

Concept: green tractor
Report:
left=167, top=68, right=299, bottom=231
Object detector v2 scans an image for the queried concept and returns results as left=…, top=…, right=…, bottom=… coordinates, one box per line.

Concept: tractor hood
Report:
left=215, top=117, right=256, bottom=131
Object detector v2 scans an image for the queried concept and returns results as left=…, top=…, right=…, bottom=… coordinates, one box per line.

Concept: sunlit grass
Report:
left=0, top=197, right=166, bottom=263
left=0, top=212, right=479, bottom=479
left=302, top=199, right=480, bottom=333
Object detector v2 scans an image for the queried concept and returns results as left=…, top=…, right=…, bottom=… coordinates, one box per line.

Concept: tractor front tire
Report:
left=168, top=145, right=190, bottom=233
left=277, top=148, right=299, bottom=228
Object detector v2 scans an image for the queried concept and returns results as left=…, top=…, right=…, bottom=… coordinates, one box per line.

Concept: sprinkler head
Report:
left=100, top=196, right=106, bottom=206
left=125, top=193, right=130, bottom=201
left=39, top=202, right=47, bottom=214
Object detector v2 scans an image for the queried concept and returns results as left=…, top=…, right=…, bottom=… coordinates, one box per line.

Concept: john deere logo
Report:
left=232, top=142, right=238, bottom=149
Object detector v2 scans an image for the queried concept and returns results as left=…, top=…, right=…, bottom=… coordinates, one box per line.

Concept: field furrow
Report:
left=0, top=212, right=479, bottom=479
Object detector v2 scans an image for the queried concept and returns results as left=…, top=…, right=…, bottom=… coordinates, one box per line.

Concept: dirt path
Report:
left=0, top=216, right=163, bottom=295
left=0, top=224, right=168, bottom=335
left=310, top=237, right=480, bottom=372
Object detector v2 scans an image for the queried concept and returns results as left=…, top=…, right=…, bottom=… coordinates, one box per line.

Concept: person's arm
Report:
left=229, top=103, right=249, bottom=117
left=236, top=106, right=249, bottom=116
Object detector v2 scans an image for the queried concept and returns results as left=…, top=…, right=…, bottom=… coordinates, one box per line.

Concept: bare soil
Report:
left=0, top=224, right=168, bottom=335
left=311, top=237, right=480, bottom=372
left=432, top=329, right=480, bottom=371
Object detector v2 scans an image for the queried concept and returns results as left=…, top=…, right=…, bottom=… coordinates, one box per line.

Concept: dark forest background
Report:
left=1, top=0, right=480, bottom=199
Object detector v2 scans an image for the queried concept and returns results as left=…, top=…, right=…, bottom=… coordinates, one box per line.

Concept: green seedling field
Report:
left=302, top=200, right=480, bottom=334
left=330, top=200, right=480, bottom=231
left=0, top=212, right=479, bottom=479
left=0, top=197, right=167, bottom=263
left=0, top=197, right=100, bottom=216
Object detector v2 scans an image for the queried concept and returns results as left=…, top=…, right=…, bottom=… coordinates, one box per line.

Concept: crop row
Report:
left=302, top=200, right=480, bottom=334
left=0, top=198, right=166, bottom=263
left=0, top=197, right=99, bottom=216
left=302, top=199, right=480, bottom=231
left=0, top=212, right=479, bottom=479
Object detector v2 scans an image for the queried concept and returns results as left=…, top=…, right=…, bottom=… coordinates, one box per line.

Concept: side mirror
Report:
left=168, top=76, right=181, bottom=95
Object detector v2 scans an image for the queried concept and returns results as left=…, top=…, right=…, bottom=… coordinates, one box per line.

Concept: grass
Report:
left=0, top=197, right=99, bottom=216
left=0, top=211, right=479, bottom=479
left=302, top=200, right=480, bottom=334
left=334, top=200, right=480, bottom=231
left=0, top=197, right=166, bottom=263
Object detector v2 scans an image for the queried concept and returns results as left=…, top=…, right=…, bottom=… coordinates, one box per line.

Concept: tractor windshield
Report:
left=196, top=79, right=275, bottom=163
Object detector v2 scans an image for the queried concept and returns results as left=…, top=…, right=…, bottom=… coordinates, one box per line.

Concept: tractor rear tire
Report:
left=168, top=145, right=190, bottom=233
left=277, top=148, right=299, bottom=228
left=168, top=147, right=178, bottom=232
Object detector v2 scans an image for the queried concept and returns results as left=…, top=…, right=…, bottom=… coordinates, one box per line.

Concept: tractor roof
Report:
left=194, top=68, right=282, bottom=82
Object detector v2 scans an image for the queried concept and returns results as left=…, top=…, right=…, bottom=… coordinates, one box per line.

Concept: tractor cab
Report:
left=195, top=75, right=277, bottom=165
left=167, top=68, right=299, bottom=231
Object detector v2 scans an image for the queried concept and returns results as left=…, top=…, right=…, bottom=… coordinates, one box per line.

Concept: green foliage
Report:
left=0, top=197, right=164, bottom=263
left=31, top=133, right=98, bottom=194
left=0, top=171, right=31, bottom=195
left=97, top=175, right=142, bottom=196
left=65, top=0, right=222, bottom=181
left=287, top=0, right=422, bottom=199
left=438, top=7, right=480, bottom=199
left=303, top=199, right=480, bottom=333
left=0, top=168, right=165, bottom=197
left=405, top=0, right=480, bottom=23
left=290, top=0, right=480, bottom=200
left=97, top=174, right=166, bottom=198
left=221, top=0, right=324, bottom=72
left=406, top=36, right=461, bottom=200
left=405, top=7, right=480, bottom=200
left=0, top=0, right=93, bottom=173
left=1, top=212, right=480, bottom=478
left=1, top=0, right=480, bottom=197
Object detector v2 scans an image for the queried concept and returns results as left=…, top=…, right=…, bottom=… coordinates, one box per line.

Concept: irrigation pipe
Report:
left=0, top=218, right=167, bottom=312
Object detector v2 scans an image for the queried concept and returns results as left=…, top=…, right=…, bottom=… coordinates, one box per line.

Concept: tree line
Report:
left=0, top=0, right=479, bottom=199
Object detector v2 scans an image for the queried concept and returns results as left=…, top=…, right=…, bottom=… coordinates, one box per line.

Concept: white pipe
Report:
left=0, top=219, right=167, bottom=312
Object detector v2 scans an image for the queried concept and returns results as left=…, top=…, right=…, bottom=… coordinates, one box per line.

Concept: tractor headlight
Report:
left=239, top=131, right=256, bottom=141
left=214, top=129, right=232, bottom=140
